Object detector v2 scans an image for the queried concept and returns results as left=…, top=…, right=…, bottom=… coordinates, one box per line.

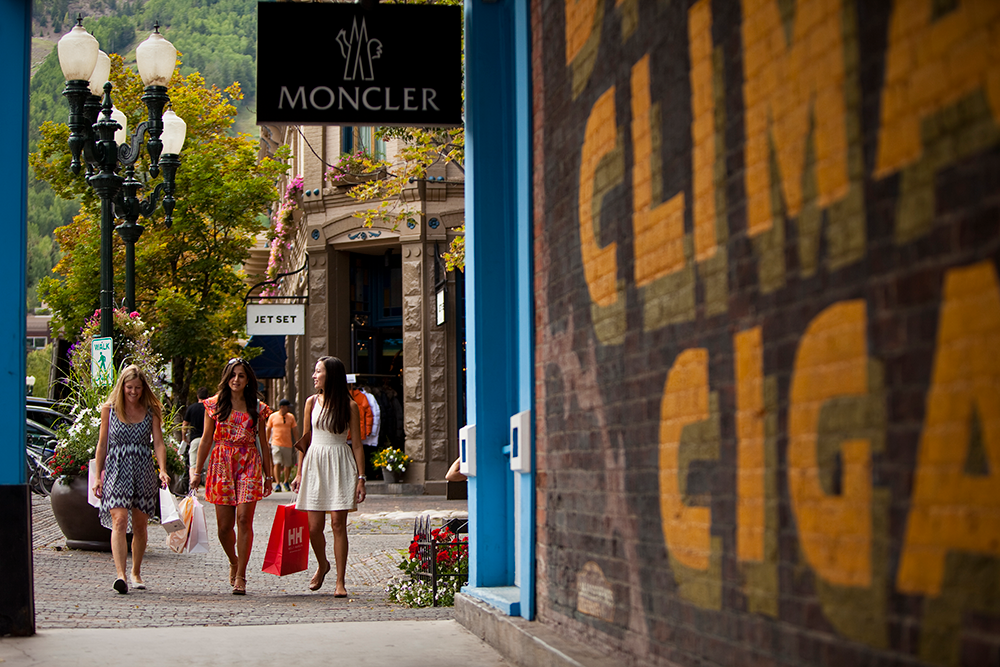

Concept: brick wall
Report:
left=532, top=1, right=1000, bottom=665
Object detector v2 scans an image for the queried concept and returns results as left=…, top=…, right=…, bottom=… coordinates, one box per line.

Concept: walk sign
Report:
left=91, top=337, right=113, bottom=387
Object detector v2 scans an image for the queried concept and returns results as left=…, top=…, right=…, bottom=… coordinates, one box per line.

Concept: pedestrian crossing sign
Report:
left=91, top=337, right=113, bottom=387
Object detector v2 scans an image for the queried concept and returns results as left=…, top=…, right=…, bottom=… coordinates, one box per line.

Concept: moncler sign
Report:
left=257, top=2, right=462, bottom=127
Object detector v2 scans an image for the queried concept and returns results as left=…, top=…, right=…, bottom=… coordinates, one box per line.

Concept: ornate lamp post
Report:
left=57, top=17, right=186, bottom=337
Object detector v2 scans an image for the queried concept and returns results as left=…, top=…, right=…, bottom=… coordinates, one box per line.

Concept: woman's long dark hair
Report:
left=317, top=356, right=351, bottom=434
left=215, top=358, right=263, bottom=430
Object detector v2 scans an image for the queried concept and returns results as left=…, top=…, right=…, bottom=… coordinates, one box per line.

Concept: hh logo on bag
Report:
left=262, top=504, right=310, bottom=576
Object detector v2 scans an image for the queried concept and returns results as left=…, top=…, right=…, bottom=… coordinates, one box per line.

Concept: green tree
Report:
left=26, top=346, right=53, bottom=398
left=32, top=54, right=288, bottom=405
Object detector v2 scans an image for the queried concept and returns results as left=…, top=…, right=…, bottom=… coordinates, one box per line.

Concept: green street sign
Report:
left=91, top=337, right=113, bottom=387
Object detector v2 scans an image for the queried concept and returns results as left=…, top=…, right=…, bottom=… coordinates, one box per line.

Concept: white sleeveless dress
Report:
left=295, top=399, right=358, bottom=512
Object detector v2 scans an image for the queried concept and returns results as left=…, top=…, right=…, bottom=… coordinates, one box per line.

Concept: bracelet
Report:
left=358, top=475, right=367, bottom=481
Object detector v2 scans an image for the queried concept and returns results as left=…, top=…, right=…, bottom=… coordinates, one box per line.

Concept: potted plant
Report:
left=326, top=151, right=390, bottom=187
left=50, top=404, right=111, bottom=550
left=372, top=447, right=411, bottom=483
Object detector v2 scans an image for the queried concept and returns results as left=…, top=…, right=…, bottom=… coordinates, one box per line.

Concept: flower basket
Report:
left=372, top=447, right=410, bottom=477
left=386, top=515, right=468, bottom=607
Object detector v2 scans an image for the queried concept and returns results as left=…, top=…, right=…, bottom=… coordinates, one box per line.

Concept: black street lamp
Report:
left=57, top=17, right=186, bottom=338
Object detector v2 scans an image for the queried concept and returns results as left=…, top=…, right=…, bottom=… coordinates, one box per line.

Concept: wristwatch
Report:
left=358, top=475, right=367, bottom=481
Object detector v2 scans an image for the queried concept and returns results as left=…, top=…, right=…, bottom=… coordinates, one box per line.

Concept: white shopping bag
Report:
left=159, top=487, right=185, bottom=533
left=167, top=495, right=210, bottom=554
left=87, top=459, right=100, bottom=508
left=186, top=496, right=210, bottom=554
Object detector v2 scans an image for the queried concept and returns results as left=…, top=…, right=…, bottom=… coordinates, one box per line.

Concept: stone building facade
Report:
left=251, top=124, right=465, bottom=489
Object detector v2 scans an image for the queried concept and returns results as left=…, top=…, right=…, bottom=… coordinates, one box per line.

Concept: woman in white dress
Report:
left=291, top=356, right=366, bottom=596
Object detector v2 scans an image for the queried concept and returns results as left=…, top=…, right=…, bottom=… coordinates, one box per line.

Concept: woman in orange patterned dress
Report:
left=189, top=358, right=274, bottom=595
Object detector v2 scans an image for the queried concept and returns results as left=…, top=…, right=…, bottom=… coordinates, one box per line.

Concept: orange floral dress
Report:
left=203, top=397, right=273, bottom=505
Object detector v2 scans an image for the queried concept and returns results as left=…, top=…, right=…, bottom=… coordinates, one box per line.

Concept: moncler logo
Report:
left=336, top=18, right=382, bottom=82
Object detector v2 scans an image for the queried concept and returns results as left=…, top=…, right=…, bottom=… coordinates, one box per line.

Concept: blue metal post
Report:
left=464, top=0, right=533, bottom=617
left=0, top=0, right=35, bottom=636
left=512, top=0, right=535, bottom=620
left=464, top=0, right=518, bottom=601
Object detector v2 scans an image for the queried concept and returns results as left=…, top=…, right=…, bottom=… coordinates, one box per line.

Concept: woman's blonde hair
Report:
left=106, top=364, right=163, bottom=422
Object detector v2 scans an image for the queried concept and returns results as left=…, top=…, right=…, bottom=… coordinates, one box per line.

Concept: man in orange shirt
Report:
left=266, top=399, right=299, bottom=492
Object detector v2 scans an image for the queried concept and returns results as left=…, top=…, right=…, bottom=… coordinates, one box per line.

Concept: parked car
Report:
left=26, top=405, right=72, bottom=432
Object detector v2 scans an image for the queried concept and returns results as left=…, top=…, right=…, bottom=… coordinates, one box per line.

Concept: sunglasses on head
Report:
left=228, top=357, right=248, bottom=366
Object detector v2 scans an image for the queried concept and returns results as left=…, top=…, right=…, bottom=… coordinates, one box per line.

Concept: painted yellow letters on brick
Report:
left=740, top=0, right=850, bottom=236
left=788, top=301, right=873, bottom=587
left=659, top=348, right=712, bottom=571
left=736, top=327, right=765, bottom=563
left=897, top=261, right=1000, bottom=596
left=631, top=55, right=685, bottom=286
left=876, top=0, right=1000, bottom=176
left=579, top=87, right=621, bottom=309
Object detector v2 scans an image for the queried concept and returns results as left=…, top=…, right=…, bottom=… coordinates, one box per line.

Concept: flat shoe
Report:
left=113, top=578, right=128, bottom=594
left=309, top=562, right=331, bottom=591
left=130, top=578, right=146, bottom=590
left=333, top=592, right=348, bottom=598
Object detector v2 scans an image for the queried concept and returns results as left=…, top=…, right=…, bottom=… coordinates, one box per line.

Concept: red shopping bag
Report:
left=261, top=503, right=310, bottom=576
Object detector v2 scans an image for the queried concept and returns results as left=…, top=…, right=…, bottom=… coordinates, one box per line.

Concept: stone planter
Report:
left=49, top=476, right=111, bottom=551
left=381, top=468, right=402, bottom=484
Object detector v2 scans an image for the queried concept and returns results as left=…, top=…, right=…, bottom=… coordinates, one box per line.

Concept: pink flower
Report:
left=129, top=311, right=139, bottom=318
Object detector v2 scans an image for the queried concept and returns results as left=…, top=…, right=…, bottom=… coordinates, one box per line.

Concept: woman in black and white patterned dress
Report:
left=92, top=364, right=170, bottom=594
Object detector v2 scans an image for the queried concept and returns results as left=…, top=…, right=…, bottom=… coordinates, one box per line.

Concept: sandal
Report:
left=229, top=561, right=238, bottom=587
left=232, top=575, right=246, bottom=596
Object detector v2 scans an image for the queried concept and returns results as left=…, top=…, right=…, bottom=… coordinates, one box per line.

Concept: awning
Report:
left=246, top=335, right=287, bottom=378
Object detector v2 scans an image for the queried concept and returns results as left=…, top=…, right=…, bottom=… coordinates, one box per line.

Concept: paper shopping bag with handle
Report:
left=261, top=503, right=310, bottom=576
left=167, top=494, right=210, bottom=554
left=159, top=487, right=185, bottom=533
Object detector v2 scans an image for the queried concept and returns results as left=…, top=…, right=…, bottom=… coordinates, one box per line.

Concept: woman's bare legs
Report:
left=109, top=507, right=130, bottom=585
left=215, top=505, right=239, bottom=585
left=129, top=508, right=149, bottom=584
left=308, top=510, right=331, bottom=590
left=235, top=502, right=257, bottom=581
left=330, top=510, right=349, bottom=596
left=216, top=502, right=256, bottom=592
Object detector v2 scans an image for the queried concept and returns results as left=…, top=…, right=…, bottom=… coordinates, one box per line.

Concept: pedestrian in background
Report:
left=92, top=364, right=171, bottom=595
left=182, top=386, right=209, bottom=472
left=266, top=398, right=299, bottom=492
left=190, top=358, right=274, bottom=595
left=291, top=356, right=366, bottom=596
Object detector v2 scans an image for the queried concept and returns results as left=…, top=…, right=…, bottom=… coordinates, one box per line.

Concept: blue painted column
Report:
left=465, top=0, right=517, bottom=600
left=512, top=0, right=535, bottom=621
left=0, top=0, right=35, bottom=636
left=464, top=0, right=534, bottom=618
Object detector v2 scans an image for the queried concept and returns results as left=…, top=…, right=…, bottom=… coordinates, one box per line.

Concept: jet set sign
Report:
left=257, top=2, right=462, bottom=126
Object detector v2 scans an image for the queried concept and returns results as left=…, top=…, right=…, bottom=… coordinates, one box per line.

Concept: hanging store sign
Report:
left=247, top=304, right=306, bottom=336
left=257, top=2, right=463, bottom=127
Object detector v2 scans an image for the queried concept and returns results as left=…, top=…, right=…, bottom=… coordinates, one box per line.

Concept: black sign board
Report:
left=257, top=2, right=463, bottom=127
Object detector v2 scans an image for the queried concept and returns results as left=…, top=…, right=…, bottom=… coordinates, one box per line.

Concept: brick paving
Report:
left=30, top=490, right=468, bottom=629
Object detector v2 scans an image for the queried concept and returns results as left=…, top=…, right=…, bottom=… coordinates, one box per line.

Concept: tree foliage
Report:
left=31, top=54, right=288, bottom=404
left=347, top=0, right=467, bottom=270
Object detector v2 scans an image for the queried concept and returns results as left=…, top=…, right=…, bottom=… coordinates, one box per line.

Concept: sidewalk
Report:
left=2, top=490, right=511, bottom=666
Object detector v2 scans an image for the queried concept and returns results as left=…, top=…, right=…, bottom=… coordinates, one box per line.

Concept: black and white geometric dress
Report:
left=99, top=409, right=159, bottom=532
